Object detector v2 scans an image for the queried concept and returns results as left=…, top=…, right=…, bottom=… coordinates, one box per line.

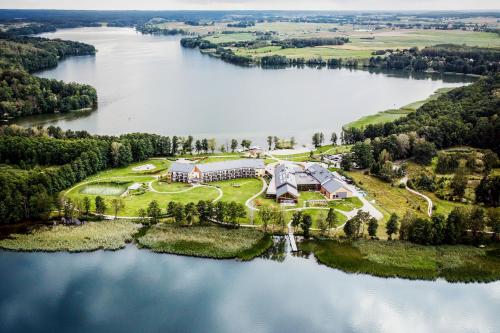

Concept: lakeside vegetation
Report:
left=344, top=87, right=454, bottom=129
left=301, top=239, right=500, bottom=282
left=137, top=224, right=272, bottom=260
left=0, top=220, right=140, bottom=252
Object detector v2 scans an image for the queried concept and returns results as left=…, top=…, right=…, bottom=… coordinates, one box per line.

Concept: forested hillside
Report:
left=0, top=126, right=181, bottom=223
left=343, top=74, right=500, bottom=153
left=0, top=35, right=97, bottom=120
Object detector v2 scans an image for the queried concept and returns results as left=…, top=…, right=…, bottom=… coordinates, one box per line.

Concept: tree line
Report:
left=0, top=125, right=260, bottom=224
left=369, top=44, right=499, bottom=75
left=0, top=35, right=97, bottom=119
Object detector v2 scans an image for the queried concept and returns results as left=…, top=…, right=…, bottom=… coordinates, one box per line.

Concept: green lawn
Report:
left=211, top=178, right=263, bottom=207
left=205, top=32, right=257, bottom=44
left=328, top=197, right=363, bottom=212
left=82, top=159, right=171, bottom=180
left=0, top=221, right=140, bottom=252
left=235, top=45, right=373, bottom=60
left=346, top=171, right=428, bottom=222
left=301, top=239, right=500, bottom=282
left=137, top=223, right=272, bottom=260
left=151, top=181, right=193, bottom=192
left=68, top=184, right=219, bottom=217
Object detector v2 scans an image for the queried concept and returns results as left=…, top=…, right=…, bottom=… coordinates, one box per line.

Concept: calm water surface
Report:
left=0, top=246, right=499, bottom=333
left=6, top=28, right=497, bottom=332
left=16, top=27, right=472, bottom=146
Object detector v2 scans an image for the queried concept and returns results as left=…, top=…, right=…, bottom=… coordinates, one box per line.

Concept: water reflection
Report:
left=0, top=247, right=498, bottom=333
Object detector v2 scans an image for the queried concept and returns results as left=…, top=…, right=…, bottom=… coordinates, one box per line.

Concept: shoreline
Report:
left=0, top=221, right=498, bottom=283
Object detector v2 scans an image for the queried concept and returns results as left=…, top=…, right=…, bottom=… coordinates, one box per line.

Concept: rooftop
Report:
left=169, top=159, right=265, bottom=174
left=169, top=162, right=195, bottom=173
left=196, top=159, right=264, bottom=173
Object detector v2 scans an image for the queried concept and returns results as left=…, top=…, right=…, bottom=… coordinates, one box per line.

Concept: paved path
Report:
left=287, top=221, right=298, bottom=252
left=245, top=178, right=268, bottom=211
left=401, top=177, right=433, bottom=217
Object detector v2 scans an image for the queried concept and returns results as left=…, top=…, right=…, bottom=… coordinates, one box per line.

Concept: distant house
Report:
left=167, top=159, right=265, bottom=183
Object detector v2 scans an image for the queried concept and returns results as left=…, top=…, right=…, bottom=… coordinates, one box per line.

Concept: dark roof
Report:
left=307, top=164, right=334, bottom=184
left=196, top=159, right=264, bottom=173
left=275, top=164, right=297, bottom=189
left=276, top=184, right=299, bottom=198
left=168, top=162, right=195, bottom=173
left=322, top=178, right=346, bottom=194
left=294, top=171, right=319, bottom=186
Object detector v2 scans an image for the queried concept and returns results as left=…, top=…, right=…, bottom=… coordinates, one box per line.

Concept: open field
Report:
left=235, top=45, right=373, bottom=60
left=328, top=197, right=363, bottom=212
left=300, top=239, right=500, bottom=282
left=344, top=87, right=455, bottom=129
left=0, top=221, right=140, bottom=252
left=205, top=32, right=258, bottom=44
left=63, top=158, right=223, bottom=217
left=151, top=180, right=193, bottom=192
left=69, top=183, right=219, bottom=217
left=218, top=26, right=500, bottom=60
left=137, top=223, right=272, bottom=260
left=345, top=170, right=428, bottom=222
left=211, top=178, right=263, bottom=207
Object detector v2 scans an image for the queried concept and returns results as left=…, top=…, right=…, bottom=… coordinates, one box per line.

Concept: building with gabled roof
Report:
left=267, top=162, right=353, bottom=203
left=167, top=159, right=265, bottom=183
left=274, top=164, right=299, bottom=203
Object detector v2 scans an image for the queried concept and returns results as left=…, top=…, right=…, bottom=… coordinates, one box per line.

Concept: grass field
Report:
left=345, top=170, right=428, bottom=222
left=137, top=223, right=272, bottom=260
left=211, top=178, right=263, bottom=207
left=69, top=183, right=219, bottom=217
left=344, top=87, right=454, bottom=129
left=0, top=221, right=140, bottom=252
left=64, top=158, right=225, bottom=217
left=300, top=239, right=500, bottom=282
left=205, top=32, right=257, bottom=44
left=151, top=181, right=193, bottom=192
left=79, top=182, right=129, bottom=196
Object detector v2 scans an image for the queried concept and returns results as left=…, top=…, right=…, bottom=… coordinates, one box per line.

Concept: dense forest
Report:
left=0, top=126, right=182, bottom=223
left=0, top=35, right=97, bottom=119
left=369, top=44, right=500, bottom=75
left=342, top=74, right=500, bottom=153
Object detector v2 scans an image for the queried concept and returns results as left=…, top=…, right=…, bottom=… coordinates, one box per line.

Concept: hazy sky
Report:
left=1, top=0, right=499, bottom=11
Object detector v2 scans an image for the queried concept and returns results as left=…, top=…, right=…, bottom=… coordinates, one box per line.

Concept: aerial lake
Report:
left=15, top=27, right=473, bottom=146
left=4, top=27, right=498, bottom=333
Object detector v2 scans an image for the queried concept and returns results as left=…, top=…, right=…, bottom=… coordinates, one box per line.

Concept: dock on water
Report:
left=287, top=222, right=298, bottom=252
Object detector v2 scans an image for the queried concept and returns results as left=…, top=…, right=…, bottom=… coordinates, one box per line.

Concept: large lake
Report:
left=1, top=245, right=499, bottom=333
left=16, top=27, right=472, bottom=146
left=4, top=28, right=498, bottom=332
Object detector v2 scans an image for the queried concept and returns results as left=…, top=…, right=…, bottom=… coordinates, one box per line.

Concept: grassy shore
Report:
left=0, top=221, right=141, bottom=252
left=137, top=224, right=272, bottom=260
left=301, top=239, right=500, bottom=282
left=344, top=87, right=454, bottom=129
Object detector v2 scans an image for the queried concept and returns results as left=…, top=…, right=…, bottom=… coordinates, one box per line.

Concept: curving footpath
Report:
left=400, top=177, right=433, bottom=217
